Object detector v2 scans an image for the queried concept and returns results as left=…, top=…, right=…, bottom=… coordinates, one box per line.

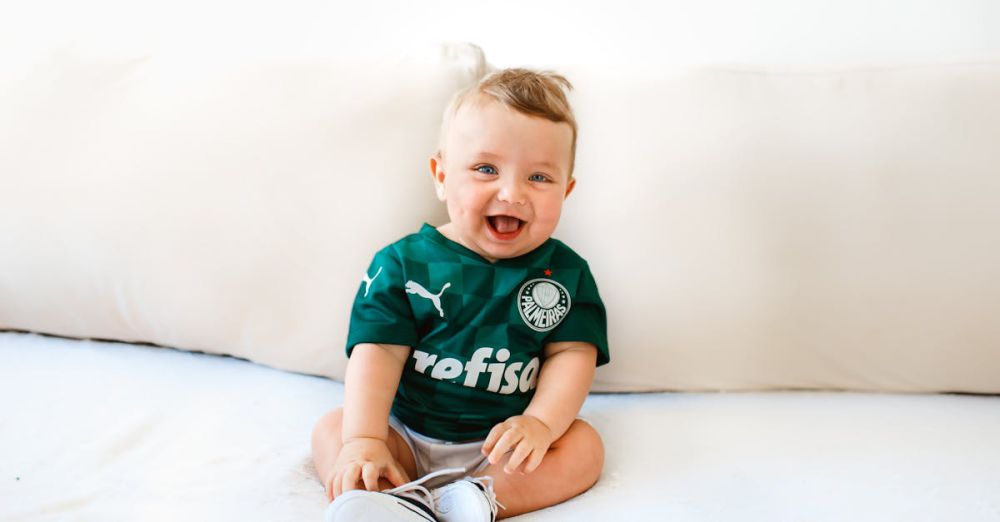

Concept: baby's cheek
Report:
left=449, top=201, right=471, bottom=220
left=533, top=212, right=561, bottom=232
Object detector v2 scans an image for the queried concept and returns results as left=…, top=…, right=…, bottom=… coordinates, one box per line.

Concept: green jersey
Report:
left=347, top=224, right=610, bottom=442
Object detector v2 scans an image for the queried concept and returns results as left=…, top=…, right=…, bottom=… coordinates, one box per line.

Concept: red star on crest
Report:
left=543, top=269, right=552, bottom=276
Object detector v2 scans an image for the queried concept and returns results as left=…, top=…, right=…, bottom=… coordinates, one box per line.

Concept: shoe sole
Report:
left=326, top=490, right=436, bottom=522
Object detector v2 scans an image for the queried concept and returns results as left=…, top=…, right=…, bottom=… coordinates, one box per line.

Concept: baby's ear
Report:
left=564, top=177, right=576, bottom=199
left=430, top=154, right=447, bottom=202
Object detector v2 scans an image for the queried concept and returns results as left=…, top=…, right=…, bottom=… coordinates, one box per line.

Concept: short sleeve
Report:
left=544, top=264, right=610, bottom=366
left=345, top=248, right=419, bottom=357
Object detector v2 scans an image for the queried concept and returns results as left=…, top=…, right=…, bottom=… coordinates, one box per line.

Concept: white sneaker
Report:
left=432, top=476, right=505, bottom=522
left=325, top=467, right=466, bottom=522
left=324, top=489, right=436, bottom=522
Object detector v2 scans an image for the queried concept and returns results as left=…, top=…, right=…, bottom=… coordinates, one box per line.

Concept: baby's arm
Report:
left=326, top=342, right=412, bottom=499
left=482, top=341, right=597, bottom=474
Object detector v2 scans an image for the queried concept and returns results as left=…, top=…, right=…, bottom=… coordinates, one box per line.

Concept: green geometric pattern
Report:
left=347, top=223, right=609, bottom=441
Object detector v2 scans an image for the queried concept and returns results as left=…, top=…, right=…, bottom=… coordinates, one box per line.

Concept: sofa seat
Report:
left=3, top=331, right=997, bottom=521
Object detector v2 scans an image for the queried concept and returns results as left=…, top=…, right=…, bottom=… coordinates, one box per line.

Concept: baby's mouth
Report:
left=486, top=215, right=524, bottom=240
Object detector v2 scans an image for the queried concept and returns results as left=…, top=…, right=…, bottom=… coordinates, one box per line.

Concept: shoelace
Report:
left=463, top=475, right=507, bottom=520
left=382, top=466, right=468, bottom=515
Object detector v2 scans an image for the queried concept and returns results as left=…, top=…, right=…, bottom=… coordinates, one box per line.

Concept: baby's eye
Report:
left=529, top=173, right=550, bottom=182
left=475, top=165, right=498, bottom=175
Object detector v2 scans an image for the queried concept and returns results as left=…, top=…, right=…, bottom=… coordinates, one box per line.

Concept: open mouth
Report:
left=486, top=215, right=524, bottom=241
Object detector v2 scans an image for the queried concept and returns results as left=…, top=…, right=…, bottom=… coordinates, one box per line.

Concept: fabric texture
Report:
left=387, top=414, right=490, bottom=490
left=556, top=61, right=1000, bottom=393
left=2, top=35, right=999, bottom=393
left=4, top=332, right=1000, bottom=522
left=348, top=224, right=609, bottom=441
left=0, top=41, right=485, bottom=384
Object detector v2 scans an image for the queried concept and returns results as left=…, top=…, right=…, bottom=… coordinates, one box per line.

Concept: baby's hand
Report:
left=326, top=437, right=410, bottom=500
left=481, top=414, right=554, bottom=475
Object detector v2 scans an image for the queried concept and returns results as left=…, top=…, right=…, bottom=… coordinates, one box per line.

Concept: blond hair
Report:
left=438, top=68, right=578, bottom=177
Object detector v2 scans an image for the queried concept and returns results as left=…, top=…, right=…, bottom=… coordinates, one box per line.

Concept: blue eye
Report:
left=476, top=165, right=497, bottom=175
left=529, top=174, right=549, bottom=182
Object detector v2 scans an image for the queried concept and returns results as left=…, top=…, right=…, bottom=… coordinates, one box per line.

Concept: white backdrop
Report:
left=3, top=0, right=1000, bottom=68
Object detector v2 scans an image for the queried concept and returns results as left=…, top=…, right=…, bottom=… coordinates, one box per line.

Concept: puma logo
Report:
left=362, top=266, right=383, bottom=297
left=405, top=280, right=451, bottom=318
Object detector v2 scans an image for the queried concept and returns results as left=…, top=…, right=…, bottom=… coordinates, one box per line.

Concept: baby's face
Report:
left=431, top=97, right=575, bottom=262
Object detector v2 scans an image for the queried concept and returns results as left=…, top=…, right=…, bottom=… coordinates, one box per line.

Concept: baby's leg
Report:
left=473, top=419, right=605, bottom=519
left=311, top=407, right=418, bottom=495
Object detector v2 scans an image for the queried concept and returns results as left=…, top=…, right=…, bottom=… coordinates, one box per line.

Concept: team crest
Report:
left=517, top=278, right=571, bottom=332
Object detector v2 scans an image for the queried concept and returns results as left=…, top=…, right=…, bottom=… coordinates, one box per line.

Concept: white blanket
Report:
left=2, top=331, right=998, bottom=521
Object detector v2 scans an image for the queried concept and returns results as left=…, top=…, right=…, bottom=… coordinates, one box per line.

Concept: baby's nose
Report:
left=496, top=180, right=527, bottom=205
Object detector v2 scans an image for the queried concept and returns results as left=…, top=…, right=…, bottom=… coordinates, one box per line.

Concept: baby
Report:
left=312, top=68, right=610, bottom=522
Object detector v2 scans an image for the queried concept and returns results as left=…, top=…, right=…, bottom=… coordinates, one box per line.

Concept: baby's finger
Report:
left=504, top=441, right=533, bottom=474
left=487, top=429, right=513, bottom=464
left=331, top=470, right=343, bottom=499
left=340, top=463, right=361, bottom=495
left=525, top=446, right=547, bottom=473
left=361, top=462, right=380, bottom=491
left=326, top=473, right=336, bottom=501
left=481, top=423, right=505, bottom=455
left=386, top=463, right=410, bottom=489
left=488, top=429, right=522, bottom=465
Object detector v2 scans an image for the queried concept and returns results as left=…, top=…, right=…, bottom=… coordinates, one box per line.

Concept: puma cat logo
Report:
left=362, top=266, right=383, bottom=297
left=405, top=280, right=451, bottom=318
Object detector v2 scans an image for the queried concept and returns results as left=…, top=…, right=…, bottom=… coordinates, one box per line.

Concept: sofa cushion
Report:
left=558, top=63, right=1000, bottom=392
left=0, top=43, right=483, bottom=380
left=3, top=53, right=999, bottom=392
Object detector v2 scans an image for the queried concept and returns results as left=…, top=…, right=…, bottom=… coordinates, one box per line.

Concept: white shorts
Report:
left=387, top=414, right=491, bottom=488
left=387, top=414, right=595, bottom=489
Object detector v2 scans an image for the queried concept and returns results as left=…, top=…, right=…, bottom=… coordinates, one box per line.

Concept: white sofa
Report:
left=2, top=2, right=1000, bottom=520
